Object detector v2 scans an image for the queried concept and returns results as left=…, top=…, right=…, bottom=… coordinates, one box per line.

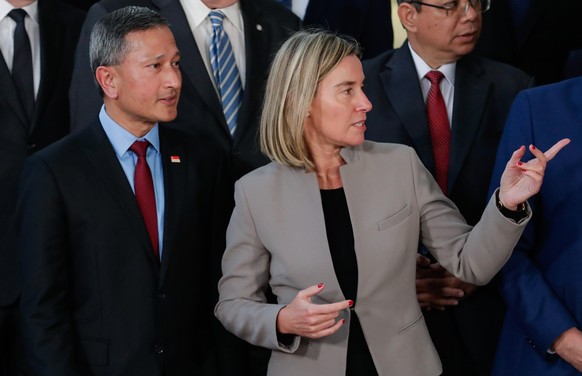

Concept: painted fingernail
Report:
left=532, top=145, right=536, bottom=150
left=348, top=300, right=354, bottom=307
left=341, top=319, right=346, bottom=324
left=517, top=162, right=523, bottom=166
left=317, top=283, right=324, bottom=288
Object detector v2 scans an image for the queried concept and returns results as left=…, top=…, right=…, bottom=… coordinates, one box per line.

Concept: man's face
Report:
left=407, top=1, right=482, bottom=67
left=7, top=0, right=36, bottom=7
left=107, top=26, right=181, bottom=131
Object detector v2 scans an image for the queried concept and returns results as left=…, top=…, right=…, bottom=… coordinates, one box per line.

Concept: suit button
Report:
left=154, top=344, right=164, bottom=354
left=157, top=291, right=166, bottom=301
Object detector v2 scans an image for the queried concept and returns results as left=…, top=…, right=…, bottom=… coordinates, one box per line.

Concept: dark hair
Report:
left=89, top=6, right=169, bottom=96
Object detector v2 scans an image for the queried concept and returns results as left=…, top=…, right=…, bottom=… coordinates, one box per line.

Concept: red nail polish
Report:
left=517, top=162, right=523, bottom=166
left=341, top=319, right=346, bottom=324
left=317, top=283, right=324, bottom=288
left=532, top=145, right=536, bottom=150
left=348, top=300, right=354, bottom=307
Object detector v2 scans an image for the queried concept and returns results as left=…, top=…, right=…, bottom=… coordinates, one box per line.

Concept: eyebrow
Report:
left=142, top=50, right=181, bottom=62
left=334, top=80, right=357, bottom=88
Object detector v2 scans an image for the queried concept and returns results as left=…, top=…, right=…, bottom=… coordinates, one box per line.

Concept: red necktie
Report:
left=425, top=70, right=451, bottom=195
left=130, top=140, right=159, bottom=261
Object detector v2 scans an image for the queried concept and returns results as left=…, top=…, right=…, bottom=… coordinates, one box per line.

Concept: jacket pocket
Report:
left=397, top=313, right=424, bottom=334
left=377, top=204, right=412, bottom=231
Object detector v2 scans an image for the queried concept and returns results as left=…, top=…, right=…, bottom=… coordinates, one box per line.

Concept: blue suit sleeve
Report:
left=487, top=91, right=578, bottom=356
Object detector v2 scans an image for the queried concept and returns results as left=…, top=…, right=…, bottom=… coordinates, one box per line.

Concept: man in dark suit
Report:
left=58, top=0, right=97, bottom=10
left=285, top=0, right=393, bottom=59
left=70, top=0, right=301, bottom=179
left=362, top=0, right=533, bottom=374
left=0, top=0, right=85, bottom=374
left=489, top=77, right=582, bottom=375
left=17, top=7, right=231, bottom=374
left=474, top=0, right=582, bottom=85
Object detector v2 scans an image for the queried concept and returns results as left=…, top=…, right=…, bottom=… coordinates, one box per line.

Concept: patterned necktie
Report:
left=8, top=8, right=35, bottom=123
left=209, top=10, right=242, bottom=136
left=425, top=71, right=450, bottom=195
left=130, top=140, right=159, bottom=261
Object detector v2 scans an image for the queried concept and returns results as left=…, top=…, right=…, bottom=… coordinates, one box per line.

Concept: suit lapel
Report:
left=449, top=56, right=489, bottom=192
left=238, top=0, right=268, bottom=144
left=78, top=122, right=161, bottom=269
left=32, top=3, right=64, bottom=135
left=152, top=0, right=229, bottom=137
left=158, top=128, right=186, bottom=282
left=0, top=54, right=28, bottom=128
left=381, top=46, right=436, bottom=172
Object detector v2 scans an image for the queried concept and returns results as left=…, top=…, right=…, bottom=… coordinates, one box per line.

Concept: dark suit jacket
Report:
left=362, top=45, right=533, bottom=374
left=490, top=77, right=582, bottom=375
left=302, top=0, right=392, bottom=59
left=57, top=0, right=98, bottom=11
left=474, top=0, right=582, bottom=85
left=17, top=122, right=232, bottom=375
left=69, top=0, right=301, bottom=179
left=0, top=0, right=85, bottom=307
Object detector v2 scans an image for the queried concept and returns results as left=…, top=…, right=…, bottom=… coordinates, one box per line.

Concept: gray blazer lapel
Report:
left=283, top=167, right=345, bottom=302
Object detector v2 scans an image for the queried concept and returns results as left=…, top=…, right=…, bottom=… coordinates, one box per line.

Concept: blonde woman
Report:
left=215, top=29, right=569, bottom=375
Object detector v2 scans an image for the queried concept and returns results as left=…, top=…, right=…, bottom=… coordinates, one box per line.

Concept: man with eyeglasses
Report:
left=362, top=0, right=533, bottom=375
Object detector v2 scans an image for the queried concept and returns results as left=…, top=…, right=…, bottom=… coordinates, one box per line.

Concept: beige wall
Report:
left=391, top=0, right=407, bottom=48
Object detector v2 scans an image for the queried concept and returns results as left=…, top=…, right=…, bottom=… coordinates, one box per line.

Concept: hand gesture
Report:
left=498, top=139, right=570, bottom=209
left=276, top=283, right=350, bottom=339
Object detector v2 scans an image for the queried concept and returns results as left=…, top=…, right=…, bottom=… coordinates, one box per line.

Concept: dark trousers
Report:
left=425, top=309, right=489, bottom=376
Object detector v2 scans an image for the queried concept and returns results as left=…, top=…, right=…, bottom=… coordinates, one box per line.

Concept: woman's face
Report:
left=304, top=55, right=372, bottom=153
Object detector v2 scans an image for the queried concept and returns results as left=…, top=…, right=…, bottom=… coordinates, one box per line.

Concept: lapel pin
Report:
left=170, top=155, right=181, bottom=163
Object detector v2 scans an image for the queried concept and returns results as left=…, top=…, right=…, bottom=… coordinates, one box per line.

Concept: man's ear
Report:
left=398, top=3, right=419, bottom=33
left=95, top=66, right=119, bottom=99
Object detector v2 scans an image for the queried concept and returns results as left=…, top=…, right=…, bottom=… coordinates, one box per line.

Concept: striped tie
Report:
left=209, top=10, right=242, bottom=136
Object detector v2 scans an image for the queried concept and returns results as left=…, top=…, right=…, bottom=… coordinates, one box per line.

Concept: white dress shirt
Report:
left=408, top=42, right=456, bottom=127
left=0, top=0, right=40, bottom=98
left=179, top=0, right=246, bottom=94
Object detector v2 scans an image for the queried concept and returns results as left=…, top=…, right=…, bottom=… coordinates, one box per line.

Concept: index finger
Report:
left=315, top=300, right=352, bottom=315
left=542, top=138, right=571, bottom=161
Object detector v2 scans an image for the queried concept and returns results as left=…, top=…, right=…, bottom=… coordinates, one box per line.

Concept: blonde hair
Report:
left=260, top=29, right=361, bottom=169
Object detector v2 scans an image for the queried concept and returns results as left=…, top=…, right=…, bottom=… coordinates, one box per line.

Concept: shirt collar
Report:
left=0, top=0, right=38, bottom=24
left=408, top=42, right=456, bottom=87
left=99, top=105, right=160, bottom=158
left=182, top=0, right=242, bottom=32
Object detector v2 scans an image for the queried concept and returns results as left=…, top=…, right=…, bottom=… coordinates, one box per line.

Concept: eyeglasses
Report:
left=409, top=0, right=490, bottom=16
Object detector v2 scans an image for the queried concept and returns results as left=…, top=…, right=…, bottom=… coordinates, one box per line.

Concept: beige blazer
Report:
left=215, top=141, right=529, bottom=376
